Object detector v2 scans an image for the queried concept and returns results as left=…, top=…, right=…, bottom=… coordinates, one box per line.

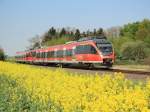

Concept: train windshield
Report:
left=96, top=44, right=113, bottom=55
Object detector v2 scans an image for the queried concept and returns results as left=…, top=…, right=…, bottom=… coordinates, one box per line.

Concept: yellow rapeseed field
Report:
left=0, top=61, right=150, bottom=112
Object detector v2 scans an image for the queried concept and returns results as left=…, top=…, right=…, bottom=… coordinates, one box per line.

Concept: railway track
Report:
left=110, top=68, right=150, bottom=75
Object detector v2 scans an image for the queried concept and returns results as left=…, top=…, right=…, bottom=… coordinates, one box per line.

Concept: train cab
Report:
left=76, top=36, right=114, bottom=67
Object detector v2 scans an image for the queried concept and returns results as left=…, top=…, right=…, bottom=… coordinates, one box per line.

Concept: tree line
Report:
left=110, top=19, right=150, bottom=64
left=28, top=27, right=105, bottom=50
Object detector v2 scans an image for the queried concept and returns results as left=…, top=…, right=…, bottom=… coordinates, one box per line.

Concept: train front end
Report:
left=93, top=37, right=115, bottom=67
left=97, top=43, right=114, bottom=67
left=77, top=36, right=115, bottom=68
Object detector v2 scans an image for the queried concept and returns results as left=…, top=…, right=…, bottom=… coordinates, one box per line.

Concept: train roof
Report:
left=78, top=36, right=106, bottom=41
left=78, top=36, right=111, bottom=44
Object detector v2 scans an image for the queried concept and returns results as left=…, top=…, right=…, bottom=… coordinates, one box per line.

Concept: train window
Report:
left=38, top=53, right=40, bottom=58
left=31, top=52, right=36, bottom=57
left=47, top=51, right=50, bottom=58
left=76, top=45, right=97, bottom=54
left=56, top=50, right=63, bottom=58
left=39, top=53, right=40, bottom=58
left=91, top=46, right=97, bottom=54
left=43, top=52, right=45, bottom=58
left=35, top=53, right=37, bottom=58
left=36, top=53, right=38, bottom=58
left=51, top=51, right=54, bottom=58
left=41, top=52, right=43, bottom=58
left=63, top=49, right=66, bottom=56
left=36, top=53, right=39, bottom=58
left=39, top=52, right=41, bottom=58
left=47, top=51, right=55, bottom=58
left=41, top=52, right=44, bottom=58
left=27, top=53, right=32, bottom=57
left=56, top=51, right=59, bottom=58
left=43, top=52, right=44, bottom=58
left=36, top=52, right=40, bottom=58
left=66, top=49, right=72, bottom=56
left=45, top=52, right=47, bottom=58
left=44, top=52, right=46, bottom=58
left=96, top=44, right=112, bottom=55
left=40, top=53, right=42, bottom=58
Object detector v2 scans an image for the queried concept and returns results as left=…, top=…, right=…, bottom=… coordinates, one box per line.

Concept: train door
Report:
left=72, top=46, right=76, bottom=61
left=63, top=48, right=66, bottom=62
left=45, top=50, right=48, bottom=63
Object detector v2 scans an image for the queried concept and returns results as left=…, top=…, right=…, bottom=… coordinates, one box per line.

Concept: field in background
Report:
left=0, top=61, right=150, bottom=112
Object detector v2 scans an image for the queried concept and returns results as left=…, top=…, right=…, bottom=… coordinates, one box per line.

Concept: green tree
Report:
left=136, top=19, right=150, bottom=40
left=120, top=19, right=150, bottom=40
left=96, top=28, right=105, bottom=36
left=74, top=29, right=80, bottom=40
left=42, top=27, right=57, bottom=43
left=120, top=22, right=139, bottom=39
left=0, top=48, right=5, bottom=61
left=48, top=27, right=56, bottom=36
left=60, top=28, right=66, bottom=37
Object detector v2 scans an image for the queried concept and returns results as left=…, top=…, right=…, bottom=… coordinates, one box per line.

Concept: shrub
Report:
left=121, top=41, right=147, bottom=61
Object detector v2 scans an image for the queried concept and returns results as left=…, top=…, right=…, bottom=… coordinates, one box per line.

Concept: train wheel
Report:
left=105, top=63, right=113, bottom=69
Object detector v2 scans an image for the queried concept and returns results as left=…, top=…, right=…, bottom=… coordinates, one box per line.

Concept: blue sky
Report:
left=0, top=0, right=150, bottom=56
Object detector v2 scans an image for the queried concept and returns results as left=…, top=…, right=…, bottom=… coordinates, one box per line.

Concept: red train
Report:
left=15, top=36, right=115, bottom=68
